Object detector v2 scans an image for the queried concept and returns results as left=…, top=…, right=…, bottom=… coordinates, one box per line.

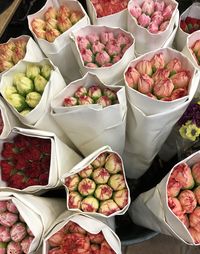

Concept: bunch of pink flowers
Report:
left=125, top=52, right=191, bottom=101
left=0, top=199, right=34, bottom=254
left=77, top=31, right=132, bottom=68
left=167, top=161, right=200, bottom=244
left=129, top=0, right=175, bottom=34
left=190, top=39, right=200, bottom=66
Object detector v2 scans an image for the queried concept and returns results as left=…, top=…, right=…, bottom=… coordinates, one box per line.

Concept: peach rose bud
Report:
left=64, top=221, right=86, bottom=235
left=68, top=191, right=82, bottom=209
left=81, top=196, right=99, bottom=212
left=141, top=0, right=155, bottom=16
left=78, top=178, right=96, bottom=196
left=88, top=232, right=104, bottom=244
left=46, top=18, right=58, bottom=30
left=153, top=78, right=174, bottom=98
left=95, top=51, right=111, bottom=66
left=65, top=174, right=80, bottom=191
left=148, top=22, right=159, bottom=33
left=165, top=58, right=182, bottom=75
left=135, top=60, right=153, bottom=76
left=0, top=226, right=11, bottom=242
left=113, top=189, right=128, bottom=209
left=48, top=228, right=65, bottom=247
left=151, top=53, right=165, bottom=71
left=31, top=18, right=46, bottom=30
left=189, top=227, right=200, bottom=244
left=95, top=184, right=113, bottom=201
left=63, top=96, right=78, bottom=107
left=81, top=49, right=94, bottom=64
left=108, top=174, right=126, bottom=191
left=88, top=85, right=102, bottom=100
left=57, top=17, right=72, bottom=33
left=154, top=0, right=165, bottom=12
left=96, top=96, right=112, bottom=107
left=92, top=153, right=107, bottom=168
left=168, top=197, right=183, bottom=216
left=129, top=4, right=142, bottom=19
left=57, top=5, right=71, bottom=19
left=125, top=67, right=140, bottom=89
left=194, top=186, right=200, bottom=205
left=151, top=11, right=164, bottom=25
left=105, top=153, right=122, bottom=174
left=162, top=4, right=174, bottom=21
left=138, top=74, right=154, bottom=94
left=192, top=40, right=200, bottom=54
left=7, top=241, right=22, bottom=254
left=79, top=164, right=93, bottom=178
left=0, top=201, right=7, bottom=213
left=171, top=71, right=190, bottom=89
left=74, top=86, right=87, bottom=98
left=78, top=95, right=94, bottom=105
left=10, top=222, right=27, bottom=242
left=91, top=41, right=105, bottom=54
left=100, top=32, right=115, bottom=45
left=152, top=68, right=170, bottom=82
left=138, top=13, right=151, bottom=28
left=167, top=177, right=182, bottom=197
left=70, top=11, right=83, bottom=25
left=86, top=34, right=100, bottom=44
left=159, top=21, right=169, bottom=31
left=45, top=28, right=61, bottom=42
left=191, top=162, right=200, bottom=185
left=44, top=7, right=57, bottom=20
left=21, top=236, right=34, bottom=254
left=6, top=200, right=18, bottom=214
left=171, top=88, right=188, bottom=100
left=92, top=168, right=110, bottom=184
left=32, top=28, right=46, bottom=40
left=98, top=199, right=120, bottom=216
left=178, top=190, right=197, bottom=213
left=189, top=207, right=200, bottom=232
left=0, top=212, right=18, bottom=227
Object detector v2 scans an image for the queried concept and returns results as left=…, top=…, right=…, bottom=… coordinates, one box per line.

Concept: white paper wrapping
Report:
left=122, top=47, right=199, bottom=179
left=174, top=2, right=200, bottom=51
left=127, top=0, right=178, bottom=55
left=0, top=127, right=82, bottom=194
left=0, top=191, right=66, bottom=253
left=86, top=0, right=128, bottom=30
left=129, top=151, right=200, bottom=245
left=70, top=25, right=135, bottom=85
left=51, top=72, right=127, bottom=156
left=27, top=0, right=91, bottom=82
left=43, top=211, right=121, bottom=254
left=61, top=146, right=131, bottom=218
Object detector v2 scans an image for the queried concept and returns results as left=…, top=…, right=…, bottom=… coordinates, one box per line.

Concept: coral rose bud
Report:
left=171, top=88, right=188, bottom=100
left=64, top=221, right=86, bottom=235
left=141, top=0, right=155, bottom=16
left=168, top=197, right=183, bottom=216
left=100, top=241, right=115, bottom=254
left=91, top=41, right=105, bottom=54
left=135, top=60, right=153, bottom=76
left=45, top=28, right=61, bottom=42
left=31, top=18, right=46, bottom=30
left=21, top=236, right=34, bottom=254
left=79, top=164, right=93, bottom=178
left=148, top=22, right=159, bottom=33
left=81, top=196, right=99, bottom=212
left=151, top=11, right=164, bottom=25
left=95, top=51, right=111, bottom=67
left=189, top=207, right=200, bottom=232
left=0, top=212, right=18, bottom=227
left=68, top=191, right=82, bottom=209
left=7, top=241, right=22, bottom=254
left=171, top=71, right=190, bottom=89
left=159, top=21, right=169, bottom=31
left=178, top=190, right=197, bottom=213
left=99, top=199, right=120, bottom=216
left=0, top=226, right=11, bottom=242
left=57, top=17, right=72, bottom=33
left=26, top=92, right=41, bottom=108
left=86, top=34, right=100, bottom=44
left=152, top=68, right=170, bottom=82
left=65, top=174, right=80, bottom=191
left=153, top=78, right=174, bottom=98
left=105, top=153, right=122, bottom=174
left=63, top=96, right=78, bottom=107
left=194, top=186, right=200, bottom=205
left=105, top=40, right=121, bottom=56
left=92, top=153, right=107, bottom=168
left=44, top=7, right=57, bottom=20
left=108, top=174, right=126, bottom=191
left=129, top=4, right=142, bottom=19
left=81, top=49, right=94, bottom=64
left=138, top=74, right=154, bottom=94
left=92, top=168, right=110, bottom=184
left=100, top=32, right=115, bottom=45
left=138, top=13, right=151, bottom=28
left=191, top=162, right=200, bottom=185
left=166, top=59, right=182, bottom=77
left=189, top=227, right=200, bottom=244
left=113, top=189, right=128, bottom=209
left=0, top=201, right=7, bottom=213
left=46, top=18, right=58, bottom=30
left=78, top=95, right=94, bottom=105
left=0, top=242, right=7, bottom=254
left=154, top=0, right=165, bottom=12
left=57, top=5, right=71, bottom=19
left=6, top=200, right=18, bottom=214
left=96, top=96, right=112, bottom=108
left=192, top=40, right=200, bottom=54
left=162, top=4, right=174, bottom=21
left=74, top=86, right=87, bottom=98
left=88, top=232, right=104, bottom=244
left=70, top=11, right=83, bottom=25
left=151, top=53, right=165, bottom=71
left=48, top=228, right=65, bottom=247
left=95, top=184, right=113, bottom=200
left=10, top=222, right=27, bottom=242
left=125, top=67, right=140, bottom=89
left=167, top=177, right=182, bottom=197
left=88, top=85, right=102, bottom=100
left=103, top=88, right=117, bottom=101
left=78, top=178, right=96, bottom=196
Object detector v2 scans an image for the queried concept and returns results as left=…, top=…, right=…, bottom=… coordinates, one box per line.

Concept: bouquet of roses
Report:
left=51, top=72, right=127, bottom=156
left=43, top=211, right=121, bottom=254
left=0, top=127, right=82, bottom=194
left=70, top=25, right=135, bottom=85
left=27, top=0, right=90, bottom=82
left=122, top=47, right=199, bottom=179
left=129, top=151, right=200, bottom=245
left=0, top=191, right=66, bottom=253
left=61, top=146, right=130, bottom=217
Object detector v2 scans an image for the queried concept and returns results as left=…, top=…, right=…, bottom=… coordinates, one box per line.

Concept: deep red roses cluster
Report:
left=0, top=134, right=51, bottom=189
left=0, top=111, right=4, bottom=136
left=180, top=17, right=200, bottom=34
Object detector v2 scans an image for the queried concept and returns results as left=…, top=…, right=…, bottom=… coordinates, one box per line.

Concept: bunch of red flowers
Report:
left=0, top=111, right=4, bottom=135
left=0, top=134, right=51, bottom=189
left=180, top=17, right=200, bottom=34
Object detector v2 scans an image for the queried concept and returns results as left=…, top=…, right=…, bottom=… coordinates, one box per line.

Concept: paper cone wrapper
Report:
left=130, top=151, right=200, bottom=245
left=27, top=0, right=90, bottom=82
left=174, top=2, right=200, bottom=51
left=127, top=0, right=178, bottom=55
left=86, top=0, right=128, bottom=30
left=61, top=146, right=131, bottom=218
left=51, top=72, right=127, bottom=156
left=70, top=25, right=135, bottom=85
left=0, top=191, right=66, bottom=253
left=0, top=127, right=82, bottom=194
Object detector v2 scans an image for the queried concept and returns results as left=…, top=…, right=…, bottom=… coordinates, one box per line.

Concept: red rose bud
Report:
left=138, top=13, right=151, bottom=28
left=68, top=191, right=83, bottom=209
left=70, top=11, right=83, bottom=25
left=0, top=212, right=18, bottom=227
left=48, top=228, right=65, bottom=247
left=105, top=153, right=122, bottom=174
left=192, top=39, right=200, bottom=54
left=81, top=49, right=94, bottom=64
left=189, top=207, right=200, bottom=232
left=178, top=190, right=197, bottom=213
left=129, top=4, right=142, bottom=19
left=0, top=242, right=7, bottom=254
left=7, top=241, right=22, bottom=254
left=95, top=184, right=113, bottom=201
left=95, top=51, right=111, bottom=67
left=194, top=186, right=200, bottom=205
left=108, top=174, right=126, bottom=191
left=44, top=7, right=57, bottom=20
left=103, top=88, right=117, bottom=101
left=45, top=29, right=61, bottom=42
left=98, top=199, right=120, bottom=216
left=113, top=189, right=128, bottom=209
left=0, top=201, right=7, bottom=213
left=171, top=71, right=190, bottom=89
left=92, top=168, right=110, bottom=184
left=1, top=142, right=17, bottom=159
left=64, top=221, right=86, bottom=235
left=78, top=95, right=94, bottom=105
left=74, top=86, right=87, bottom=98
left=162, top=4, right=174, bottom=21
left=78, top=178, right=96, bottom=196
left=141, top=0, right=155, bottom=16
left=88, top=85, right=102, bottom=101
left=63, top=96, right=78, bottom=107
left=153, top=78, right=174, bottom=99
left=168, top=197, right=183, bottom=216
left=191, top=162, right=200, bottom=185
left=57, top=17, right=72, bottom=33
left=10, top=222, right=27, bottom=242
left=167, top=177, right=182, bottom=197
left=125, top=67, right=140, bottom=89
left=88, top=232, right=104, bottom=244
left=62, top=233, right=90, bottom=254
left=151, top=11, right=164, bottom=26
left=100, top=32, right=114, bottom=45
left=138, top=74, right=154, bottom=94
left=0, top=111, right=4, bottom=135
left=100, top=241, right=115, bottom=254
left=57, top=5, right=71, bottom=19
left=1, top=161, right=14, bottom=182
left=92, top=152, right=107, bottom=168
left=8, top=173, right=26, bottom=190
left=180, top=20, right=189, bottom=33
left=150, top=53, right=165, bottom=71
left=96, top=96, right=112, bottom=108
left=91, top=41, right=105, bottom=55
left=135, top=60, right=153, bottom=76
left=6, top=200, right=18, bottom=214
left=0, top=226, right=11, bottom=242
left=159, top=21, right=169, bottom=31
left=65, top=174, right=80, bottom=192
left=78, top=165, right=93, bottom=178
left=81, top=196, right=99, bottom=212
left=189, top=227, right=200, bottom=244
left=21, top=236, right=34, bottom=254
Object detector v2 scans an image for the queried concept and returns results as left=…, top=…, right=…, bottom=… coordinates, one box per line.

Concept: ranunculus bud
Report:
left=41, top=64, right=52, bottom=80
left=135, top=60, right=153, bottom=76
left=81, top=49, right=94, bottom=64
left=26, top=64, right=40, bottom=80
left=57, top=17, right=72, bottom=33
left=25, top=92, right=42, bottom=108
left=44, top=7, right=57, bottom=20
left=96, top=96, right=112, bottom=108
left=138, top=13, right=151, bottom=28
left=152, top=68, right=170, bottom=82
left=151, top=53, right=165, bottom=71
left=108, top=174, right=126, bottom=191
left=105, top=153, right=122, bottom=174
left=0, top=212, right=18, bottom=227
left=21, top=236, right=34, bottom=254
left=192, top=40, right=200, bottom=54
left=154, top=0, right=165, bottom=12
left=105, top=40, right=121, bottom=57
left=95, top=51, right=111, bottom=67
left=31, top=18, right=46, bottom=30
left=95, top=184, right=113, bottom=200
left=91, top=41, right=105, bottom=54
left=165, top=58, right=182, bottom=75
left=78, top=178, right=96, bottom=196
left=78, top=165, right=93, bottom=178
left=81, top=196, right=99, bottom=212
left=191, top=162, right=200, bottom=185
left=151, top=11, right=164, bottom=26
left=88, top=232, right=104, bottom=244
left=168, top=197, right=183, bottom=216
left=153, top=78, right=174, bottom=99
left=98, top=199, right=120, bottom=216
left=103, top=88, right=117, bottom=101
left=0, top=201, right=7, bottom=213
left=45, top=28, right=61, bottom=42
left=194, top=186, right=200, bottom=205
left=141, top=0, right=155, bottom=16
left=125, top=67, right=140, bottom=89
left=189, top=207, right=200, bottom=232
left=92, top=168, right=110, bottom=184
left=6, top=93, right=27, bottom=112
left=171, top=71, right=190, bottom=89
left=88, top=85, right=102, bottom=100
left=78, top=95, right=94, bottom=105
left=68, top=191, right=82, bottom=209
left=92, top=152, right=107, bottom=168
left=113, top=189, right=128, bottom=209
left=57, top=5, right=71, bottom=19
left=0, top=226, right=11, bottom=242
left=148, top=22, right=159, bottom=34
left=48, top=228, right=65, bottom=247
left=63, top=96, right=78, bottom=107
left=64, top=221, right=86, bottom=235
left=77, top=36, right=91, bottom=51
left=189, top=227, right=200, bottom=244
left=6, top=200, right=18, bottom=214
left=138, top=74, right=154, bottom=94
left=171, top=88, right=188, bottom=100
left=7, top=241, right=22, bottom=254
left=86, top=34, right=100, bottom=44
left=70, top=11, right=83, bottom=25
left=65, top=174, right=80, bottom=191
left=10, top=222, right=27, bottom=242
left=167, top=177, right=182, bottom=197
left=100, top=32, right=115, bottom=45
left=34, top=75, right=48, bottom=93
left=178, top=190, right=197, bottom=213
left=129, top=4, right=142, bottom=19
left=46, top=18, right=58, bottom=30
left=16, top=77, right=34, bottom=96
left=159, top=21, right=169, bottom=31
left=162, top=4, right=174, bottom=21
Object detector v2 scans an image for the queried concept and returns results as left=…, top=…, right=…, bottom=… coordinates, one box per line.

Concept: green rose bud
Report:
left=26, top=91, right=42, bottom=108
left=16, top=76, right=34, bottom=96
left=41, top=64, right=52, bottom=80
left=20, top=108, right=32, bottom=116
left=4, top=86, right=18, bottom=99
left=13, top=72, right=25, bottom=87
left=7, top=93, right=28, bottom=112
left=34, top=74, right=48, bottom=93
left=26, top=64, right=40, bottom=79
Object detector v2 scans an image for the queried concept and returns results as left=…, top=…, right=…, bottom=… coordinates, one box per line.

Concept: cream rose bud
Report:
left=26, top=64, right=40, bottom=80
left=103, top=88, right=117, bottom=101
left=65, top=174, right=80, bottom=191
left=151, top=53, right=165, bottom=71
left=0, top=212, right=18, bottom=227
left=108, top=174, right=126, bottom=191
left=113, top=189, right=128, bottom=209
left=57, top=17, right=72, bottom=33
left=168, top=197, right=183, bottom=216
left=192, top=40, right=200, bottom=54
left=7, top=93, right=27, bottom=112
left=92, top=167, right=110, bottom=184
left=159, top=21, right=169, bottom=31
left=78, top=95, right=94, bottom=105
left=167, top=177, right=182, bottom=197
left=88, top=85, right=102, bottom=101
left=100, top=32, right=115, bottom=45
left=191, top=162, right=200, bottom=185
left=105, top=40, right=121, bottom=57
left=189, top=207, right=200, bottom=232
left=189, top=227, right=200, bottom=244
left=45, top=28, right=61, bottom=42
left=194, top=186, right=200, bottom=204
left=78, top=164, right=93, bottom=178
left=95, top=51, right=111, bottom=67
left=94, top=184, right=113, bottom=201
left=81, top=196, right=99, bottom=212
left=0, top=201, right=7, bottom=213
left=20, top=109, right=31, bottom=116
left=153, top=78, right=174, bottom=99
left=92, top=152, right=107, bottom=168
left=44, top=7, right=57, bottom=20
left=98, top=199, right=120, bottom=216
left=96, top=96, right=112, bottom=107
left=48, top=228, right=65, bottom=247
left=171, top=71, right=190, bottom=89
left=21, top=236, right=34, bottom=254
left=68, top=191, right=82, bottom=209
left=74, top=86, right=87, bottom=98
left=129, top=4, right=142, bottom=19
left=105, top=153, right=122, bottom=174
left=16, top=77, right=34, bottom=96
left=152, top=68, right=170, bottom=83
left=7, top=241, right=22, bottom=254
left=41, top=64, right=52, bottom=80
left=46, top=18, right=58, bottom=30
left=26, top=91, right=42, bottom=108
left=0, top=226, right=11, bottom=242
left=78, top=178, right=96, bottom=196
left=34, top=75, right=48, bottom=93
left=151, top=11, right=164, bottom=26
left=125, top=67, right=140, bottom=89
left=178, top=190, right=197, bottom=213
left=10, top=222, right=27, bottom=242
left=91, top=41, right=105, bottom=54
left=135, top=60, right=153, bottom=76
left=57, top=5, right=71, bottom=19
left=70, top=11, right=83, bottom=25
left=141, top=0, right=155, bottom=16
left=138, top=74, right=154, bottom=94
left=138, top=13, right=151, bottom=28
left=31, top=18, right=46, bottom=30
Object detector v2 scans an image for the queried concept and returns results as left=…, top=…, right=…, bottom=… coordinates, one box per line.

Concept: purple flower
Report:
left=178, top=101, right=200, bottom=127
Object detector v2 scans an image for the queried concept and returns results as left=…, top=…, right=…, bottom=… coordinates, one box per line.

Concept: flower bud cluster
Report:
left=191, top=39, right=200, bottom=66
left=180, top=17, right=200, bottom=34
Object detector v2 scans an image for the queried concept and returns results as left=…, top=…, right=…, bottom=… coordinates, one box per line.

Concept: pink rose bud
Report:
left=105, top=153, right=122, bottom=174
left=189, top=227, right=200, bottom=244
left=95, top=51, right=111, bottom=66
left=138, top=13, right=151, bottom=28
left=86, top=34, right=100, bottom=44
left=65, top=174, right=80, bottom=191
left=0, top=212, right=18, bottom=227
left=57, top=5, right=71, bottom=19
left=81, top=196, right=99, bottom=212
left=151, top=11, right=164, bottom=26
left=108, top=174, right=126, bottom=191
left=148, top=22, right=159, bottom=33
left=171, top=71, right=190, bottom=89
left=78, top=95, right=94, bottom=105
left=74, top=86, right=87, bottom=98
left=103, top=88, right=117, bottom=101
left=146, top=93, right=157, bottom=99
left=167, top=177, right=182, bottom=197
left=26, top=227, right=33, bottom=237
left=45, top=29, right=61, bottom=42
left=122, top=43, right=132, bottom=55
left=92, top=152, right=107, bottom=168
left=88, top=85, right=102, bottom=100
left=95, top=184, right=113, bottom=201
left=159, top=21, right=169, bottom=31
left=6, top=201, right=18, bottom=214
left=79, top=164, right=93, bottom=178
left=192, top=39, right=200, bottom=54
left=0, top=201, right=7, bottom=213
left=64, top=221, right=86, bottom=235
left=189, top=207, right=200, bottom=232
left=151, top=53, right=165, bottom=71
left=46, top=18, right=58, bottom=30
left=96, top=96, right=112, bottom=107
left=98, top=199, right=120, bottom=216
left=100, top=32, right=115, bottom=45
left=116, top=33, right=130, bottom=49
left=92, top=168, right=110, bottom=184
left=129, top=4, right=142, bottom=19
left=162, top=4, right=174, bottom=21
left=194, top=186, right=200, bottom=205
left=21, top=236, right=34, bottom=254
left=0, top=226, right=11, bottom=242
left=152, top=68, right=170, bottom=82
left=78, top=178, right=96, bottom=196
left=125, top=67, right=140, bottom=89
left=81, top=49, right=94, bottom=64
left=77, top=36, right=91, bottom=51
left=154, top=0, right=165, bottom=12
left=0, top=242, right=7, bottom=254
left=113, top=189, right=128, bottom=209
left=105, top=40, right=121, bottom=56
left=48, top=228, right=65, bottom=247
left=176, top=213, right=189, bottom=228
left=178, top=190, right=197, bottom=213
left=112, top=54, right=122, bottom=64
left=171, top=88, right=187, bottom=100
left=191, top=162, right=200, bottom=185
left=141, top=0, right=155, bottom=16
left=10, top=222, right=27, bottom=242
left=165, top=58, right=182, bottom=75
left=153, top=78, right=174, bottom=98
left=31, top=18, right=46, bottom=30
left=7, top=241, right=22, bottom=254
left=91, top=41, right=105, bottom=54
left=57, top=17, right=72, bottom=33
left=88, top=232, right=104, bottom=244
left=86, top=63, right=98, bottom=68
left=100, top=241, right=115, bottom=254
left=171, top=163, right=195, bottom=189
left=68, top=191, right=82, bottom=209
left=138, top=74, right=154, bottom=94
left=44, top=7, right=57, bottom=20
left=135, top=60, right=153, bottom=76
left=168, top=197, right=183, bottom=216
left=63, top=96, right=78, bottom=107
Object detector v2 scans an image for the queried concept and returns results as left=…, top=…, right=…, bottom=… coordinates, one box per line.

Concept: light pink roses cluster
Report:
left=129, top=0, right=175, bottom=33
left=190, top=39, right=200, bottom=66
left=0, top=199, right=34, bottom=254
left=48, top=220, right=116, bottom=254
left=31, top=5, right=83, bottom=42
left=125, top=52, right=191, bottom=101
left=64, top=152, right=129, bottom=216
left=77, top=31, right=132, bottom=67
left=63, top=85, right=118, bottom=108
left=167, top=161, right=200, bottom=244
left=0, top=38, right=28, bottom=73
